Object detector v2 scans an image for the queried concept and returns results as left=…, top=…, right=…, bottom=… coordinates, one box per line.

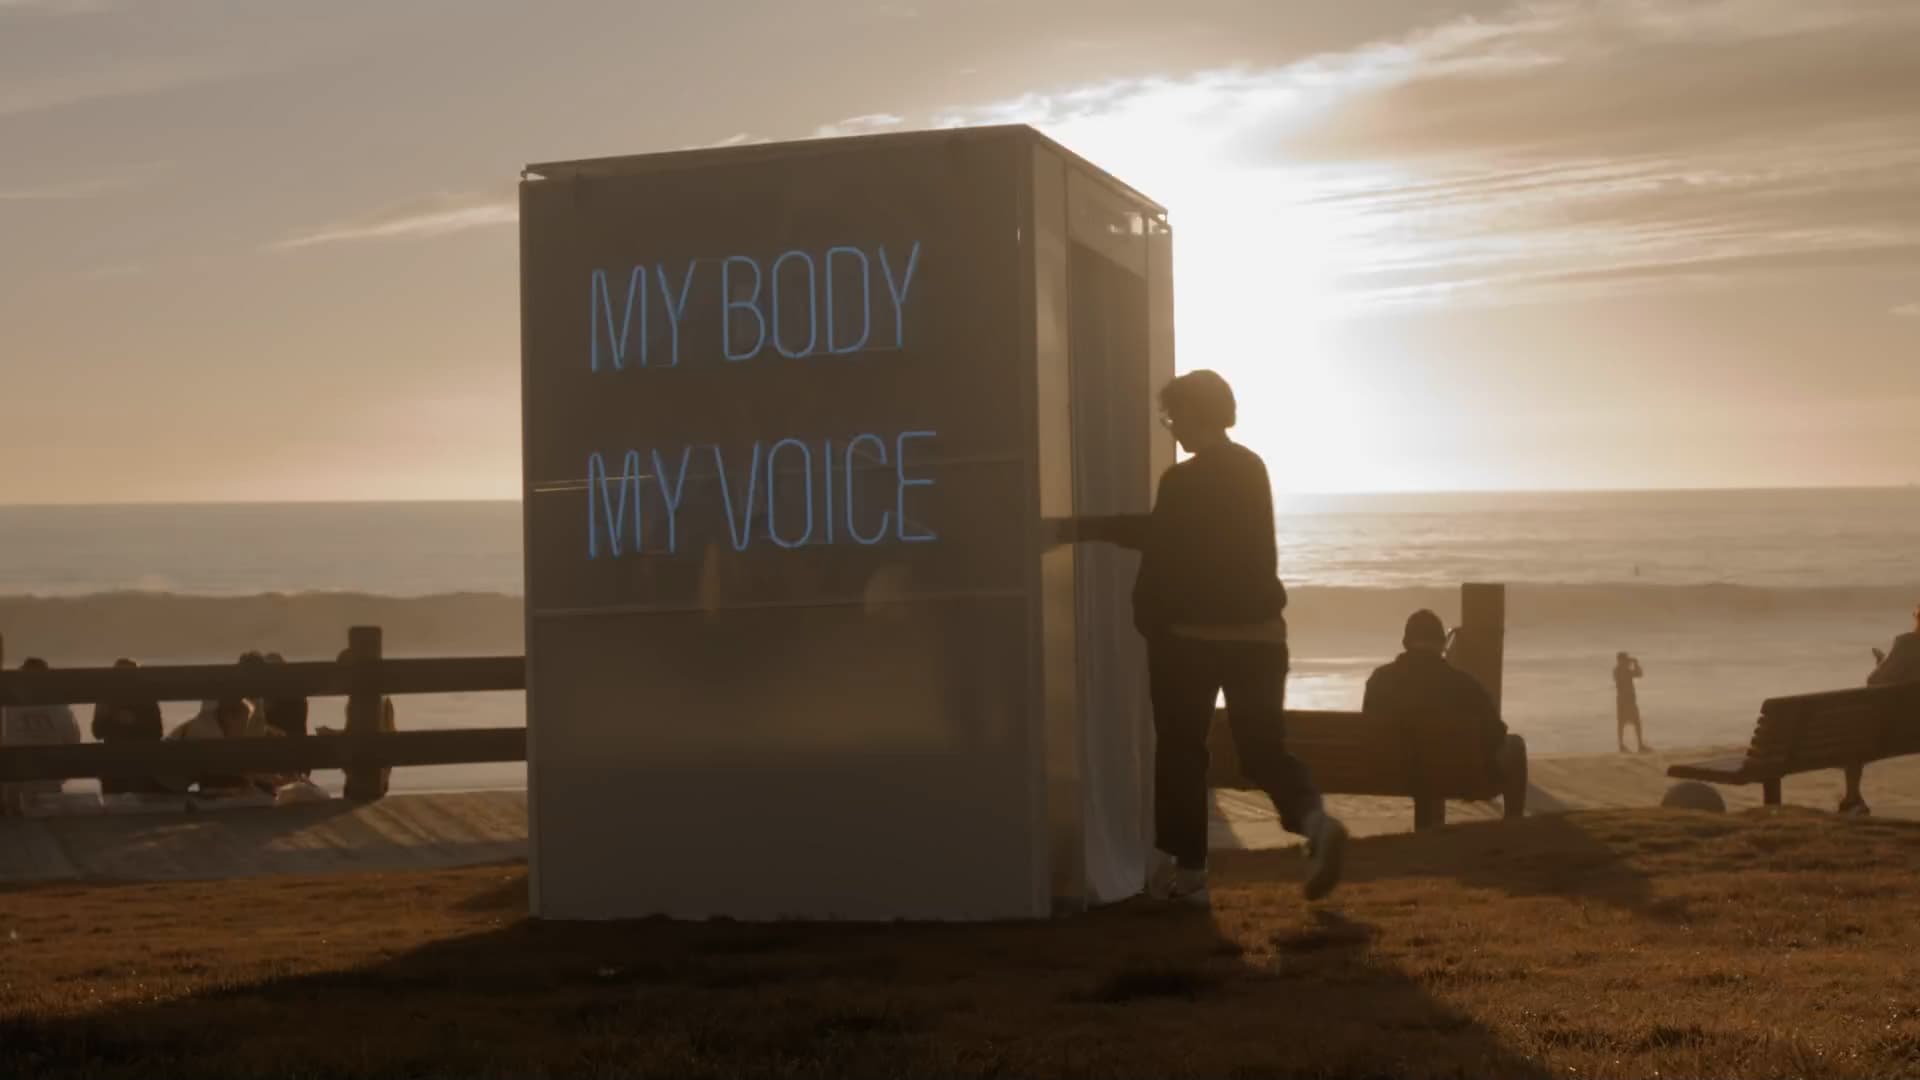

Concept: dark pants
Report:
left=101, top=776, right=169, bottom=796
left=1148, top=636, right=1323, bottom=869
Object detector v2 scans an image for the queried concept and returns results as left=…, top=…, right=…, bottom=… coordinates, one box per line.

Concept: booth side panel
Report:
left=1028, top=145, right=1082, bottom=912
left=519, top=135, right=1046, bottom=920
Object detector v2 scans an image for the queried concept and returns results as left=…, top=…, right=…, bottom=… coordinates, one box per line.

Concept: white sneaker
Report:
left=1148, top=861, right=1211, bottom=908
left=1302, top=810, right=1348, bottom=901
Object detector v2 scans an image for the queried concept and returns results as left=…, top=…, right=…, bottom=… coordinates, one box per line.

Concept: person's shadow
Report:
left=1328, top=810, right=1690, bottom=923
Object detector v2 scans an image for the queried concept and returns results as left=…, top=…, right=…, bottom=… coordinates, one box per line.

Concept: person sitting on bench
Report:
left=91, top=658, right=167, bottom=795
left=1, top=658, right=82, bottom=815
left=1844, top=602, right=1920, bottom=815
left=1364, top=610, right=1526, bottom=826
left=1869, top=603, right=1920, bottom=687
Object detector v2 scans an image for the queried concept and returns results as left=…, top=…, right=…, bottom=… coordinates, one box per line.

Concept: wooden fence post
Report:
left=1442, top=582, right=1521, bottom=823
left=1448, top=583, right=1506, bottom=708
left=343, top=625, right=386, bottom=802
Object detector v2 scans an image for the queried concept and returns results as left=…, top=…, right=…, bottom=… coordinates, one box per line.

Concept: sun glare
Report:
left=1029, top=110, right=1378, bottom=493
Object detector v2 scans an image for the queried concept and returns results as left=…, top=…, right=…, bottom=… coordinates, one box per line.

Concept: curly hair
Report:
left=1157, top=369, right=1236, bottom=429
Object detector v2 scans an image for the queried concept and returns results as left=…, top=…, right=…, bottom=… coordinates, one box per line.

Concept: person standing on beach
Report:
left=1054, top=369, right=1348, bottom=907
left=1, top=658, right=82, bottom=814
left=1613, top=652, right=1646, bottom=753
left=1844, top=602, right=1920, bottom=815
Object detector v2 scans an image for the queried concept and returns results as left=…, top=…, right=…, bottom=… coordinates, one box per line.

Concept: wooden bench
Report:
left=1668, top=682, right=1920, bottom=806
left=1207, top=708, right=1527, bottom=829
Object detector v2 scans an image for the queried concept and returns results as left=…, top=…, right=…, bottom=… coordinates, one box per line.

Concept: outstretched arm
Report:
left=1067, top=513, right=1153, bottom=550
left=1471, top=679, right=1507, bottom=740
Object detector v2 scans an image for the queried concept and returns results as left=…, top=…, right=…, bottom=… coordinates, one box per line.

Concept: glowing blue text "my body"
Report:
left=589, top=241, right=920, bottom=372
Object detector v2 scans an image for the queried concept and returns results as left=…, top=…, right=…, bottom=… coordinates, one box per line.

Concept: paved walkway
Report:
left=0, top=791, right=526, bottom=885
left=7, top=748, right=1910, bottom=886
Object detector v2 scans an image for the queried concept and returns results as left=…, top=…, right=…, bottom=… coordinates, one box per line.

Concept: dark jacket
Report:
left=1869, top=632, right=1920, bottom=686
left=1363, top=650, right=1507, bottom=767
left=91, top=701, right=166, bottom=796
left=91, top=701, right=164, bottom=744
left=1079, top=440, right=1288, bottom=639
left=264, top=697, right=310, bottom=739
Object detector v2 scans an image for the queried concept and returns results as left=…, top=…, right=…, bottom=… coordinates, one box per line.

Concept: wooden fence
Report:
left=2, top=583, right=1512, bottom=803
left=0, top=626, right=526, bottom=800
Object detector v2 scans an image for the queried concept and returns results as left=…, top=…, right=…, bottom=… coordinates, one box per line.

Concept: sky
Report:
left=1, top=0, right=1915, bottom=503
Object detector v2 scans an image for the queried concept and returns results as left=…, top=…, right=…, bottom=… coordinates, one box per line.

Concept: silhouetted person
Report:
left=1364, top=610, right=1527, bottom=828
left=1613, top=652, right=1646, bottom=753
left=1, top=658, right=82, bottom=814
left=1056, top=369, right=1347, bottom=906
left=261, top=652, right=310, bottom=777
left=1869, top=603, right=1920, bottom=687
left=237, top=650, right=270, bottom=730
left=259, top=652, right=308, bottom=737
left=91, top=657, right=166, bottom=795
left=1845, top=602, right=1920, bottom=815
left=168, top=697, right=256, bottom=793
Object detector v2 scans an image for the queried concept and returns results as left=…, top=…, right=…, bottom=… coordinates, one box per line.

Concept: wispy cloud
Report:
left=933, top=0, right=1920, bottom=310
left=704, top=132, right=770, bottom=149
left=75, top=261, right=145, bottom=281
left=0, top=176, right=122, bottom=200
left=813, top=113, right=905, bottom=138
left=274, top=189, right=516, bottom=251
left=0, top=58, right=245, bottom=118
left=0, top=0, right=113, bottom=14
left=0, top=160, right=166, bottom=202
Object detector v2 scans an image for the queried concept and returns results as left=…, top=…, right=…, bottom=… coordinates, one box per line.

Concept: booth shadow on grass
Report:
left=2, top=874, right=1552, bottom=1079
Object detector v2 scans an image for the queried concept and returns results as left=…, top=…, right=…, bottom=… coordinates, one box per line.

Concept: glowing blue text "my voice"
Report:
left=586, top=429, right=937, bottom=557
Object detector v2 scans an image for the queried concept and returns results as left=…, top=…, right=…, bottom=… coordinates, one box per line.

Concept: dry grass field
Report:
left=4, top=807, right=1920, bottom=1078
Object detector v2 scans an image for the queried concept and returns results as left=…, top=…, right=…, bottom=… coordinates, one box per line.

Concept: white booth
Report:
left=519, top=125, right=1174, bottom=920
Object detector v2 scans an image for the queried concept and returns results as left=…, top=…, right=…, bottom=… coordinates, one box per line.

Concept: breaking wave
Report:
left=2, top=583, right=1914, bottom=665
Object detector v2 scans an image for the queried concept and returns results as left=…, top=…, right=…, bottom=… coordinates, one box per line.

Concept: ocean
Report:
left=2, top=488, right=1916, bottom=792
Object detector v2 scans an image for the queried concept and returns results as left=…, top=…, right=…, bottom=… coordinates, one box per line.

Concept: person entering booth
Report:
left=1056, top=370, right=1348, bottom=908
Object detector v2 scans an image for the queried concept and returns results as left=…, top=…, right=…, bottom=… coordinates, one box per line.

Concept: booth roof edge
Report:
left=518, top=124, right=1167, bottom=218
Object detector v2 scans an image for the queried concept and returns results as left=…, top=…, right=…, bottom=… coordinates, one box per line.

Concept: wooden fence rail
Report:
left=0, top=625, right=527, bottom=800
left=0, top=656, right=526, bottom=708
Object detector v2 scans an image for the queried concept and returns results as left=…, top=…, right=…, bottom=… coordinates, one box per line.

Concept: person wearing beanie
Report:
left=1363, top=609, right=1524, bottom=828
left=1848, top=602, right=1920, bottom=815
